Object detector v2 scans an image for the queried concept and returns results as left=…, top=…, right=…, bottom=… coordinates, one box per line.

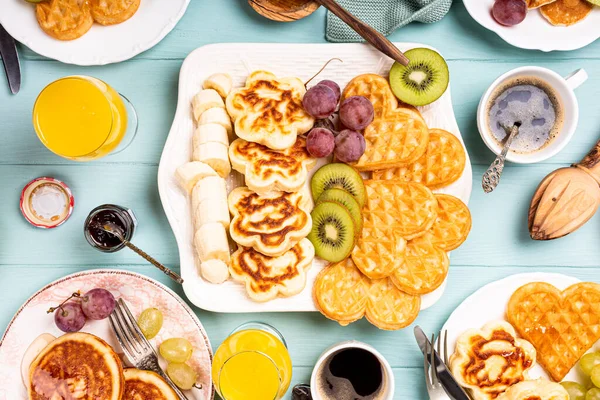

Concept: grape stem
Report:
left=305, top=58, right=343, bottom=87
left=47, top=291, right=81, bottom=314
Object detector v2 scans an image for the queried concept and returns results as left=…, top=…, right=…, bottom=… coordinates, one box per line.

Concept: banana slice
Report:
left=192, top=142, right=231, bottom=178
left=194, top=194, right=230, bottom=229
left=175, top=161, right=218, bottom=193
left=194, top=222, right=230, bottom=263
left=199, top=107, right=233, bottom=139
left=191, top=176, right=228, bottom=218
left=193, top=123, right=229, bottom=148
left=200, top=259, right=230, bottom=284
left=192, top=89, right=224, bottom=122
left=21, top=333, right=56, bottom=387
left=203, top=73, right=232, bottom=98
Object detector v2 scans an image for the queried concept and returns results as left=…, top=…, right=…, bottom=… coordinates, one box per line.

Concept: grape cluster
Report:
left=492, top=0, right=527, bottom=26
left=302, top=80, right=373, bottom=163
left=50, top=288, right=116, bottom=333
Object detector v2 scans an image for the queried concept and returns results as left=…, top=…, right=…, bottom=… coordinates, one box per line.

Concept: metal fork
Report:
left=109, top=299, right=190, bottom=400
left=424, top=332, right=451, bottom=400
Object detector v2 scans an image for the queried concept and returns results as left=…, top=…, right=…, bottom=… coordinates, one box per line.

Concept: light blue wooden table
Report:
left=2, top=1, right=599, bottom=398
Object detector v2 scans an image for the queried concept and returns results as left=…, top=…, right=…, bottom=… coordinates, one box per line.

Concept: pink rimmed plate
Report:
left=0, top=269, right=214, bottom=400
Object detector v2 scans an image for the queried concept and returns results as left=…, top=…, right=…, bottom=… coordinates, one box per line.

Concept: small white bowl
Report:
left=477, top=66, right=587, bottom=164
left=310, top=341, right=395, bottom=400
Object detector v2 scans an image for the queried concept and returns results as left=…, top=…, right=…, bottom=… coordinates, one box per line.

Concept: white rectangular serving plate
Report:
left=158, top=43, right=473, bottom=313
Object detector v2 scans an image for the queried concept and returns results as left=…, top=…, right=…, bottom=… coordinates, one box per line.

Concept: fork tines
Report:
left=109, top=298, right=153, bottom=362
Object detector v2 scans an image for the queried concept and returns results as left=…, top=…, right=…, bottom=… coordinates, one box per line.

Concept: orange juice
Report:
left=33, top=76, right=128, bottom=161
left=212, top=324, right=292, bottom=400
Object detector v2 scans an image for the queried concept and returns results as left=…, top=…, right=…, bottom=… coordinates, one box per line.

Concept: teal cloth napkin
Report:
left=326, top=0, right=453, bottom=42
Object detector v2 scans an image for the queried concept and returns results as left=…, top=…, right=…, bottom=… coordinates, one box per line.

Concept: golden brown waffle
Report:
left=342, top=74, right=429, bottom=171
left=90, top=0, right=141, bottom=26
left=390, top=236, right=449, bottom=295
left=372, top=129, right=466, bottom=189
left=313, top=257, right=421, bottom=330
left=540, top=0, right=593, bottom=26
left=426, top=194, right=472, bottom=251
left=351, top=180, right=437, bottom=279
left=507, top=282, right=600, bottom=382
left=36, top=0, right=94, bottom=41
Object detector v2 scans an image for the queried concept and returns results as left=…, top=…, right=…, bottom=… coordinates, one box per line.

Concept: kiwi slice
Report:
left=308, top=201, right=356, bottom=263
left=389, top=48, right=449, bottom=107
left=311, top=163, right=366, bottom=208
left=316, top=188, right=363, bottom=239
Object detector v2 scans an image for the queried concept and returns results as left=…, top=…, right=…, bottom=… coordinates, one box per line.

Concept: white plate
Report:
left=158, top=42, right=473, bottom=313
left=0, top=269, right=214, bottom=399
left=0, top=0, right=189, bottom=65
left=463, top=0, right=600, bottom=52
left=442, top=272, right=592, bottom=384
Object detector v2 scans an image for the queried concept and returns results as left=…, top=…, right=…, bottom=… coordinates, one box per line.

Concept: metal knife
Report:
left=0, top=23, right=21, bottom=94
left=414, top=326, right=470, bottom=400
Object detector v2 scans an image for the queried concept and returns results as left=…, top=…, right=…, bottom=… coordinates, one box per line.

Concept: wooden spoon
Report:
left=249, top=0, right=410, bottom=66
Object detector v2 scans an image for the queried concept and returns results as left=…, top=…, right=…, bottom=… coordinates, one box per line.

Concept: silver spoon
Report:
left=96, top=222, right=184, bottom=284
left=482, top=123, right=520, bottom=194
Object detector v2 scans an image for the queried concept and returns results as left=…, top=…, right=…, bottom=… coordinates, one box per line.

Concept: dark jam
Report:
left=84, top=204, right=136, bottom=252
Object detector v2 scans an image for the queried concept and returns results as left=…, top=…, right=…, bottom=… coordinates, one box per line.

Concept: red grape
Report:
left=492, top=0, right=527, bottom=26
left=303, top=85, right=337, bottom=119
left=54, top=302, right=86, bottom=332
left=81, top=288, right=116, bottom=320
left=306, top=128, right=335, bottom=158
left=339, top=96, right=374, bottom=131
left=334, top=130, right=366, bottom=163
left=317, top=80, right=341, bottom=103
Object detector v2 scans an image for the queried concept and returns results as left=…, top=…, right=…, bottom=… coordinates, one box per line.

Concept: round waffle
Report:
left=390, top=236, right=449, bottom=295
left=540, top=0, right=593, bottom=26
left=90, top=0, right=141, bottom=26
left=313, top=257, right=421, bottom=330
left=507, top=282, right=600, bottom=382
left=427, top=194, right=472, bottom=251
left=372, top=129, right=466, bottom=189
left=342, top=74, right=429, bottom=171
left=36, top=0, right=94, bottom=41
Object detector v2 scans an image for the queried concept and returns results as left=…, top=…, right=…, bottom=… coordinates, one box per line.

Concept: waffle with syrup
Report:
left=341, top=74, right=429, bottom=171
left=313, top=257, right=421, bottom=330
left=28, top=332, right=124, bottom=400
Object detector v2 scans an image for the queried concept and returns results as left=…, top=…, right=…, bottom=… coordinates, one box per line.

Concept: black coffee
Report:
left=316, top=348, right=385, bottom=400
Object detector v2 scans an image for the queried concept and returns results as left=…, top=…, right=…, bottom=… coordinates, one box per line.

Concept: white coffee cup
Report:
left=310, top=341, right=394, bottom=400
left=477, top=66, right=587, bottom=164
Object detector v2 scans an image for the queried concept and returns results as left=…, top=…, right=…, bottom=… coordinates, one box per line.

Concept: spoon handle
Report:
left=123, top=240, right=184, bottom=284
left=482, top=125, right=519, bottom=194
left=315, top=0, right=409, bottom=66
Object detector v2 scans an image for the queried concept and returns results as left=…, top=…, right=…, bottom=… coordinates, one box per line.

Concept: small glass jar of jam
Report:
left=84, top=204, right=137, bottom=253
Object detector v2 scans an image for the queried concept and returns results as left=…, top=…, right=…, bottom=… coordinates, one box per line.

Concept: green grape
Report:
left=592, top=365, right=600, bottom=388
left=581, top=353, right=600, bottom=376
left=137, top=308, right=163, bottom=339
left=587, top=388, right=600, bottom=400
left=160, top=338, right=193, bottom=363
left=562, top=381, right=586, bottom=400
left=167, top=363, right=197, bottom=390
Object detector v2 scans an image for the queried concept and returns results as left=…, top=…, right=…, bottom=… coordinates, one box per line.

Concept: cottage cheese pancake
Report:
left=497, top=379, right=568, bottom=400
left=229, top=137, right=317, bottom=194
left=228, top=187, right=312, bottom=257
left=122, top=369, right=178, bottom=400
left=230, top=239, right=315, bottom=302
left=449, top=321, right=536, bottom=400
left=28, top=332, right=124, bottom=400
left=226, top=71, right=314, bottom=150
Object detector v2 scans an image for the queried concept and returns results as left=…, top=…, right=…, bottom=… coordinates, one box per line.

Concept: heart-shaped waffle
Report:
left=351, top=180, right=437, bottom=279
left=390, top=236, right=449, bottom=295
left=342, top=74, right=429, bottom=171
left=313, top=257, right=421, bottom=330
left=372, top=129, right=466, bottom=190
left=507, top=282, right=600, bottom=381
left=426, top=194, right=472, bottom=251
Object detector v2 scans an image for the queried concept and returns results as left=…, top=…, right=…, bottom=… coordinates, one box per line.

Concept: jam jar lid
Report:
left=20, top=177, right=74, bottom=229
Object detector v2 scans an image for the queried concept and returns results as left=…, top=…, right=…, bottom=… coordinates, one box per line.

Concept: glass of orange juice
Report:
left=33, top=76, right=138, bottom=161
left=212, top=322, right=292, bottom=400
